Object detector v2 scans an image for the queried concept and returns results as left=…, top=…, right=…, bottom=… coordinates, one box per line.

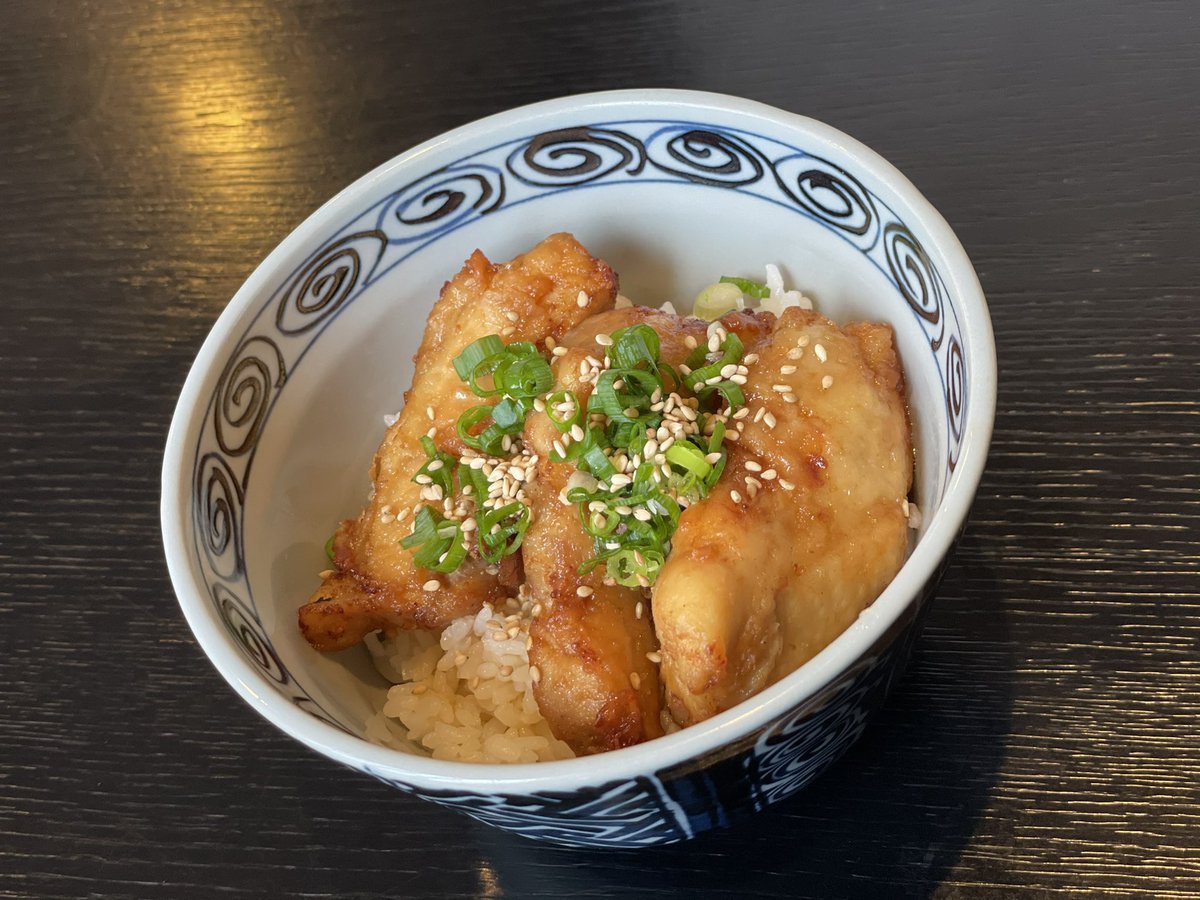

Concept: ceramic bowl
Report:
left=161, top=89, right=995, bottom=848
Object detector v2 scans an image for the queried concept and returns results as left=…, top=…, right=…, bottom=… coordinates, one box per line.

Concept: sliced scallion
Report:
left=719, top=275, right=771, bottom=299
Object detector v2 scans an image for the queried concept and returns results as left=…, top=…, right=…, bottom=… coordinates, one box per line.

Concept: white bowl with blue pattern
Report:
left=161, top=89, right=996, bottom=848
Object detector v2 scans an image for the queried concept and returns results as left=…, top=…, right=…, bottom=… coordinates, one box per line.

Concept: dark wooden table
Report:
left=4, top=2, right=1198, bottom=896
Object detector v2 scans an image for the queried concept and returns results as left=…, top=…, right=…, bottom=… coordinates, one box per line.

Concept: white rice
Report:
left=364, top=596, right=575, bottom=763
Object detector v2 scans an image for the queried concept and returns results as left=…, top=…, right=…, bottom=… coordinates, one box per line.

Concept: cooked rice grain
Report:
left=365, top=602, right=575, bottom=763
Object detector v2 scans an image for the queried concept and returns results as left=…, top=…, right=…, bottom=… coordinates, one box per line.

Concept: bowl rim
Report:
left=161, top=87, right=996, bottom=794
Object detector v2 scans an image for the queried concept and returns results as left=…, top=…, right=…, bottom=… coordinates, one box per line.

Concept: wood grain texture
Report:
left=2, top=0, right=1198, bottom=896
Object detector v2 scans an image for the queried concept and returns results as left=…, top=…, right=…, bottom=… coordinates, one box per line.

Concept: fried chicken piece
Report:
left=299, top=234, right=618, bottom=651
left=522, top=307, right=721, bottom=754
left=652, top=308, right=913, bottom=725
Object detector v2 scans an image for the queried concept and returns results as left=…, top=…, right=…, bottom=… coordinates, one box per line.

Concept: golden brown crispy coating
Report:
left=521, top=307, right=710, bottom=754
left=652, top=308, right=912, bottom=726
left=298, top=234, right=618, bottom=651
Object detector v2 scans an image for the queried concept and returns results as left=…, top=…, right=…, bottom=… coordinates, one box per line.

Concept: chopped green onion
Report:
left=490, top=396, right=528, bottom=430
left=453, top=335, right=505, bottom=381
left=413, top=435, right=456, bottom=493
left=456, top=405, right=493, bottom=449
left=666, top=442, right=712, bottom=479
left=693, top=282, right=744, bottom=320
left=605, top=545, right=665, bottom=588
left=545, top=389, right=582, bottom=433
left=498, top=354, right=553, bottom=398
left=697, top=380, right=745, bottom=411
left=609, top=324, right=661, bottom=371
left=399, top=506, right=466, bottom=573
left=459, top=462, right=490, bottom=503
left=708, top=422, right=726, bottom=453
left=323, top=534, right=336, bottom=563
left=477, top=501, right=530, bottom=563
left=582, top=444, right=617, bottom=481
left=719, top=275, right=771, bottom=299
left=687, top=332, right=745, bottom=389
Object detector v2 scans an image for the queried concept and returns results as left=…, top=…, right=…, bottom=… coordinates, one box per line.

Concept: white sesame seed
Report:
left=530, top=665, right=542, bottom=683
left=720, top=364, right=738, bottom=378
left=743, top=353, right=759, bottom=365
left=902, top=499, right=911, bottom=516
left=761, top=469, right=777, bottom=480
left=814, top=343, right=827, bottom=362
left=745, top=478, right=758, bottom=498
left=427, top=459, right=444, bottom=472
left=545, top=336, right=557, bottom=351
left=576, top=585, right=593, bottom=597
left=624, top=406, right=640, bottom=418
left=783, top=394, right=798, bottom=404
left=426, top=427, right=437, bottom=439
left=787, top=348, right=803, bottom=360
left=733, top=408, right=750, bottom=420
left=725, top=430, right=741, bottom=441
left=422, top=579, right=440, bottom=592
left=646, top=651, right=662, bottom=664
left=570, top=424, right=585, bottom=442
left=764, top=412, right=777, bottom=429
left=822, top=375, right=834, bottom=389
left=610, top=473, right=632, bottom=488
left=729, top=374, right=748, bottom=385
left=505, top=309, right=519, bottom=322
left=780, top=365, right=797, bottom=375
left=772, top=384, right=791, bottom=393
left=636, top=574, right=650, bottom=588
left=426, top=406, right=434, bottom=420
left=630, top=672, right=641, bottom=690
left=684, top=335, right=698, bottom=349
left=501, top=325, right=516, bottom=337
left=780, top=479, right=795, bottom=491
left=753, top=407, right=766, bottom=423
left=577, top=291, right=589, bottom=308
left=633, top=508, right=652, bottom=521
left=745, top=460, right=762, bottom=472
left=596, top=333, right=614, bottom=347
left=704, top=451, right=722, bottom=465
left=797, top=335, right=810, bottom=348
left=635, top=601, right=644, bottom=619
left=415, top=474, right=432, bottom=484
left=553, top=346, right=568, bottom=357
left=533, top=397, right=546, bottom=413
left=730, top=490, right=742, bottom=503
